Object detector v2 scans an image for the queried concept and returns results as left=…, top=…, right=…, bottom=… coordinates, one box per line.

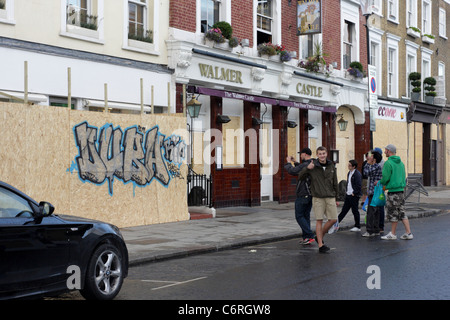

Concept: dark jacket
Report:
left=284, top=159, right=312, bottom=198
left=298, top=159, right=338, bottom=198
left=347, top=169, right=362, bottom=197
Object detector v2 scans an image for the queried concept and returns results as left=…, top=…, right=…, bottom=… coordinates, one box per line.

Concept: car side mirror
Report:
left=39, top=201, right=55, bottom=217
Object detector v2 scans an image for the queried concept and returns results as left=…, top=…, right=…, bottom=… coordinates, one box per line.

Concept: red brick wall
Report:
left=230, top=1, right=254, bottom=47
left=322, top=0, right=341, bottom=68
left=169, top=0, right=196, bottom=32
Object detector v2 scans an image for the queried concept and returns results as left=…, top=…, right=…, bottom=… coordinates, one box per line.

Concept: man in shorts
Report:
left=299, top=146, right=339, bottom=253
left=379, top=144, right=413, bottom=240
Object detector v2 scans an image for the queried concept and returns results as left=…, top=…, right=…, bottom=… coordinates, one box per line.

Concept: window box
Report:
left=407, top=27, right=421, bottom=38
left=422, top=34, right=435, bottom=44
left=66, top=24, right=99, bottom=39
left=127, top=38, right=153, bottom=52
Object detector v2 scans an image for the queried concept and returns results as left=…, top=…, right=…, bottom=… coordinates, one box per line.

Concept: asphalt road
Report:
left=56, top=211, right=450, bottom=301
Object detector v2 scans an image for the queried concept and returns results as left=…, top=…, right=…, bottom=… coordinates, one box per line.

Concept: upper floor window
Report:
left=386, top=34, right=399, bottom=98
left=387, top=0, right=398, bottom=23
left=439, top=8, right=447, bottom=38
left=422, top=0, right=432, bottom=35
left=128, top=0, right=152, bottom=43
left=61, top=0, right=103, bottom=43
left=371, top=0, right=382, bottom=16
left=124, top=0, right=159, bottom=54
left=406, top=0, right=417, bottom=28
left=0, top=0, right=15, bottom=24
left=257, top=0, right=273, bottom=44
left=201, top=0, right=220, bottom=33
left=343, top=20, right=355, bottom=69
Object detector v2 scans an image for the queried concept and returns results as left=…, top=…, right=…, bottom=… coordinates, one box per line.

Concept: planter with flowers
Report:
left=298, top=42, right=330, bottom=76
left=346, top=61, right=366, bottom=80
left=204, top=28, right=225, bottom=47
left=257, top=43, right=277, bottom=59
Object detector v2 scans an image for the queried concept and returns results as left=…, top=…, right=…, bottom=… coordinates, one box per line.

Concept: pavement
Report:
left=121, top=186, right=450, bottom=266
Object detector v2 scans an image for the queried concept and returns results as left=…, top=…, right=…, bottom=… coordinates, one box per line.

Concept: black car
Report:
left=0, top=181, right=128, bottom=300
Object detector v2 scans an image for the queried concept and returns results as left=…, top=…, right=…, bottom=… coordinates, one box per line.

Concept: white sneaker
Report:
left=328, top=221, right=339, bottom=234
left=400, top=233, right=414, bottom=240
left=350, top=227, right=361, bottom=232
left=381, top=232, right=397, bottom=240
left=362, top=232, right=374, bottom=237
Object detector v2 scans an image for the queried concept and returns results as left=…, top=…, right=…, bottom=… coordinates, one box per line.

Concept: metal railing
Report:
left=187, top=166, right=213, bottom=208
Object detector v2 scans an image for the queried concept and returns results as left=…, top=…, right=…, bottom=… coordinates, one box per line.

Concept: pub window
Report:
left=201, top=0, right=220, bottom=33
left=299, top=34, right=314, bottom=60
left=343, top=20, right=355, bottom=69
left=257, top=0, right=273, bottom=45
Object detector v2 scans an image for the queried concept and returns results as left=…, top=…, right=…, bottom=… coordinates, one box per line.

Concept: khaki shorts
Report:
left=312, top=197, right=338, bottom=220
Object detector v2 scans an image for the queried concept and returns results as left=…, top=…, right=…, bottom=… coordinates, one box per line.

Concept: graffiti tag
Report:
left=72, top=122, right=186, bottom=195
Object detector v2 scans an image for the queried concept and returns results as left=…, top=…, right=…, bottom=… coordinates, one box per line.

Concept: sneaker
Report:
left=350, top=227, right=361, bottom=232
left=328, top=221, right=339, bottom=234
left=303, top=238, right=315, bottom=245
left=400, top=233, right=414, bottom=240
left=381, top=232, right=397, bottom=240
left=361, top=232, right=374, bottom=237
left=319, top=245, right=330, bottom=253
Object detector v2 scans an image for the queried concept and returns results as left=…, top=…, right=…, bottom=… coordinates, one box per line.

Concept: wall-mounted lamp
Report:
left=217, top=114, right=231, bottom=124
left=337, top=114, right=348, bottom=131
left=186, top=97, right=202, bottom=119
left=252, top=116, right=263, bottom=125
left=287, top=120, right=298, bottom=128
left=305, top=123, right=314, bottom=131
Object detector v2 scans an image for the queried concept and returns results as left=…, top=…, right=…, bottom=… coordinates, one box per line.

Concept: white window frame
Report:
left=371, top=0, right=383, bottom=16
left=422, top=0, right=432, bottom=35
left=438, top=62, right=446, bottom=98
left=386, top=34, right=400, bottom=98
left=405, top=40, right=419, bottom=99
left=196, top=0, right=231, bottom=35
left=341, top=2, right=360, bottom=70
left=254, top=0, right=281, bottom=47
left=387, top=0, right=399, bottom=24
left=406, top=0, right=417, bottom=28
left=60, top=0, right=104, bottom=44
left=0, top=0, right=15, bottom=24
left=421, top=47, right=432, bottom=101
left=439, top=8, right=447, bottom=39
left=123, top=0, right=159, bottom=55
left=369, top=28, right=383, bottom=96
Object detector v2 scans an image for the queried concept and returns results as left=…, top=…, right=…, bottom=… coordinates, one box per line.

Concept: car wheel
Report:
left=80, top=243, right=125, bottom=300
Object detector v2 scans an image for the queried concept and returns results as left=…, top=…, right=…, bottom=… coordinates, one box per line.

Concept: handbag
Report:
left=370, top=183, right=386, bottom=207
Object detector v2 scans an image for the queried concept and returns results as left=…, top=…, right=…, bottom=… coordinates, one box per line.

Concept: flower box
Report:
left=422, top=35, right=435, bottom=44
left=406, top=27, right=421, bottom=38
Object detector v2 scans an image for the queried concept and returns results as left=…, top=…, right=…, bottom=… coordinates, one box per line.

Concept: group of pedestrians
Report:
left=285, top=144, right=413, bottom=254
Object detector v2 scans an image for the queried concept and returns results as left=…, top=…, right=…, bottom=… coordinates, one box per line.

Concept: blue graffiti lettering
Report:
left=73, top=122, right=185, bottom=195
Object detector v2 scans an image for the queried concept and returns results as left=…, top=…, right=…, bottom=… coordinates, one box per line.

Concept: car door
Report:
left=0, top=186, right=71, bottom=297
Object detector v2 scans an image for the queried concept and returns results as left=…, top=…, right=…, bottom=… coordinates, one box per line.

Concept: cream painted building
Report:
left=0, top=0, right=173, bottom=113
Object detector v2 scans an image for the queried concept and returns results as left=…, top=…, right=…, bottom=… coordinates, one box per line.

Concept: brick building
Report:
left=168, top=0, right=370, bottom=208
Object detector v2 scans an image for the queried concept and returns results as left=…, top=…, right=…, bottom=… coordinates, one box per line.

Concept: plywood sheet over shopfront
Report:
left=0, top=103, right=188, bottom=228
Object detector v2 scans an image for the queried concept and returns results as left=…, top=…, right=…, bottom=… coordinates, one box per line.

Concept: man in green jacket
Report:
left=379, top=144, right=413, bottom=240
left=299, top=146, right=339, bottom=253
